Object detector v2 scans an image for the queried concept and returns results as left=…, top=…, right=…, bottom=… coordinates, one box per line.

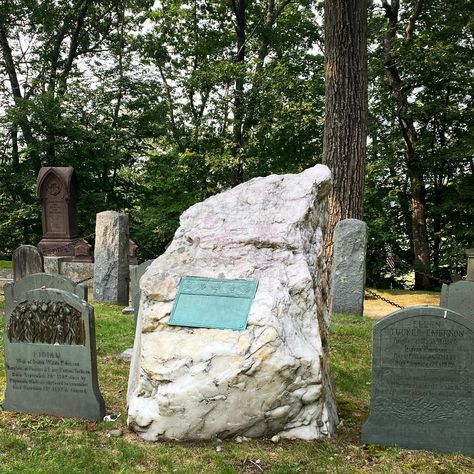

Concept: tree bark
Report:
left=323, top=0, right=368, bottom=260
left=381, top=0, right=431, bottom=289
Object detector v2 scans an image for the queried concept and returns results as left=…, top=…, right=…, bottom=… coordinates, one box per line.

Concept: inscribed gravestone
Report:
left=3, top=274, right=105, bottom=421
left=466, top=248, right=474, bottom=281
left=13, top=245, right=44, bottom=281
left=93, top=211, right=129, bottom=306
left=331, top=219, right=367, bottom=316
left=440, top=280, right=474, bottom=320
left=362, top=305, right=474, bottom=456
left=37, top=167, right=91, bottom=261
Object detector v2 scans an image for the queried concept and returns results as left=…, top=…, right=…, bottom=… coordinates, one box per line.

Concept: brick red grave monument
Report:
left=37, top=167, right=92, bottom=262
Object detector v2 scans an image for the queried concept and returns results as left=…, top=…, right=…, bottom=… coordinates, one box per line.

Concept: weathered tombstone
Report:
left=128, top=165, right=338, bottom=441
left=362, top=305, right=474, bottom=456
left=130, top=259, right=154, bottom=326
left=37, top=167, right=92, bottom=261
left=440, top=280, right=474, bottom=320
left=330, top=219, right=367, bottom=316
left=466, top=248, right=474, bottom=281
left=93, top=211, right=129, bottom=305
left=13, top=245, right=44, bottom=282
left=3, top=273, right=105, bottom=420
left=129, top=240, right=138, bottom=265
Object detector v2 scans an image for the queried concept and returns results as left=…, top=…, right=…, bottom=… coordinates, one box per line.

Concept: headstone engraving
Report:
left=331, top=219, right=367, bottom=316
left=440, top=280, right=474, bottom=320
left=466, top=248, right=474, bottom=281
left=362, top=305, right=474, bottom=456
left=37, top=167, right=92, bottom=262
left=3, top=274, right=104, bottom=421
left=93, top=211, right=129, bottom=305
left=13, top=245, right=44, bottom=281
left=169, top=276, right=259, bottom=330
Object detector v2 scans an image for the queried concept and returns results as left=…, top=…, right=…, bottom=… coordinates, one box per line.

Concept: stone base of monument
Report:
left=127, top=165, right=338, bottom=441
left=38, top=238, right=93, bottom=263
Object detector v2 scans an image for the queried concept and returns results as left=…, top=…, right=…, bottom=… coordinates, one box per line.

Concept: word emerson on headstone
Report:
left=3, top=273, right=105, bottom=421
left=362, top=305, right=474, bottom=456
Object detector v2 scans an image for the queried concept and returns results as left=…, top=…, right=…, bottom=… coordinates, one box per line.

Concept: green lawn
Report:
left=1, top=297, right=473, bottom=473
left=0, top=260, right=12, bottom=270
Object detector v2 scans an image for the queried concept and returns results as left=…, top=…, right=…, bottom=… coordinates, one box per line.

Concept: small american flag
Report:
left=386, top=251, right=395, bottom=270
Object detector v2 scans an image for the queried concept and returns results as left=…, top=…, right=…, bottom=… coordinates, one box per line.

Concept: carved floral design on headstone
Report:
left=7, top=300, right=85, bottom=345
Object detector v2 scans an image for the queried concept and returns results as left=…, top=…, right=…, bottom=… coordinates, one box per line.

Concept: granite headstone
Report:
left=93, top=211, right=129, bottom=305
left=13, top=245, right=44, bottom=282
left=331, top=219, right=367, bottom=316
left=3, top=273, right=105, bottom=420
left=440, top=280, right=474, bottom=320
left=130, top=259, right=153, bottom=326
left=362, top=305, right=474, bottom=456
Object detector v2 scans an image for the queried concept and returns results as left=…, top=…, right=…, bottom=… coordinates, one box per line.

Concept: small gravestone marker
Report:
left=440, top=280, right=474, bottom=320
left=13, top=245, right=44, bottom=282
left=3, top=274, right=105, bottom=420
left=130, top=259, right=154, bottom=326
left=169, top=276, right=258, bottom=330
left=362, top=305, right=474, bottom=456
left=331, top=219, right=367, bottom=316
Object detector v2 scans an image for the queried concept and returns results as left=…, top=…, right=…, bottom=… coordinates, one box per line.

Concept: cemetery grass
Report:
left=0, top=297, right=474, bottom=473
left=0, top=260, right=12, bottom=270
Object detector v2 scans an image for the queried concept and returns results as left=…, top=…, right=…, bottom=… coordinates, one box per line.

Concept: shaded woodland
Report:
left=0, top=0, right=472, bottom=288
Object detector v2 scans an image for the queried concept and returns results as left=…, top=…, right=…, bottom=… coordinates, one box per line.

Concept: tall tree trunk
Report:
left=231, top=0, right=247, bottom=186
left=11, top=122, right=19, bottom=173
left=381, top=0, right=431, bottom=289
left=323, top=0, right=368, bottom=260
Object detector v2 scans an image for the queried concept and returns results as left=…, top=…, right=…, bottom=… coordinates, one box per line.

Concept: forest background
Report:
left=0, top=0, right=472, bottom=289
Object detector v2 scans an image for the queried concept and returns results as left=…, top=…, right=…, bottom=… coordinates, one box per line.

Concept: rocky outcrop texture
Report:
left=93, top=211, right=129, bottom=306
left=127, top=165, right=338, bottom=441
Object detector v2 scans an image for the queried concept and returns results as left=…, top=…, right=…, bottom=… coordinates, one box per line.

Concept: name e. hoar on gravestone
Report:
left=37, top=167, right=92, bottom=261
left=3, top=273, right=105, bottom=421
left=363, top=305, right=474, bottom=456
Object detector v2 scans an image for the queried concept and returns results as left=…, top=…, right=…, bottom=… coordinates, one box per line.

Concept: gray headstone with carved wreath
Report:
left=2, top=273, right=104, bottom=421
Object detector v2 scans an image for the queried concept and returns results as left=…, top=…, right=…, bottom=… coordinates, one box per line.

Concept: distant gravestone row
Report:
left=3, top=273, right=104, bottom=420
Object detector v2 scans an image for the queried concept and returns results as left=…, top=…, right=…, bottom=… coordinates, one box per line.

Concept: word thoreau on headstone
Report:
left=363, top=305, right=474, bottom=456
left=3, top=273, right=105, bottom=421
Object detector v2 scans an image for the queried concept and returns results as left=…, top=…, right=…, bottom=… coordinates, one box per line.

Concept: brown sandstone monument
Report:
left=37, top=167, right=92, bottom=262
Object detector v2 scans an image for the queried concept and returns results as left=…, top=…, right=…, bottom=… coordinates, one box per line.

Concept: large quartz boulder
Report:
left=127, top=165, right=338, bottom=441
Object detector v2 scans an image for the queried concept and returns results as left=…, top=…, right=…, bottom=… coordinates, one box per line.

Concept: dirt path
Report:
left=364, top=289, right=440, bottom=319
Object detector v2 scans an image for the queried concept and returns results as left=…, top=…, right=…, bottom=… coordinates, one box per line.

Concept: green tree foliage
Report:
left=0, top=0, right=472, bottom=289
left=365, top=0, right=474, bottom=287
